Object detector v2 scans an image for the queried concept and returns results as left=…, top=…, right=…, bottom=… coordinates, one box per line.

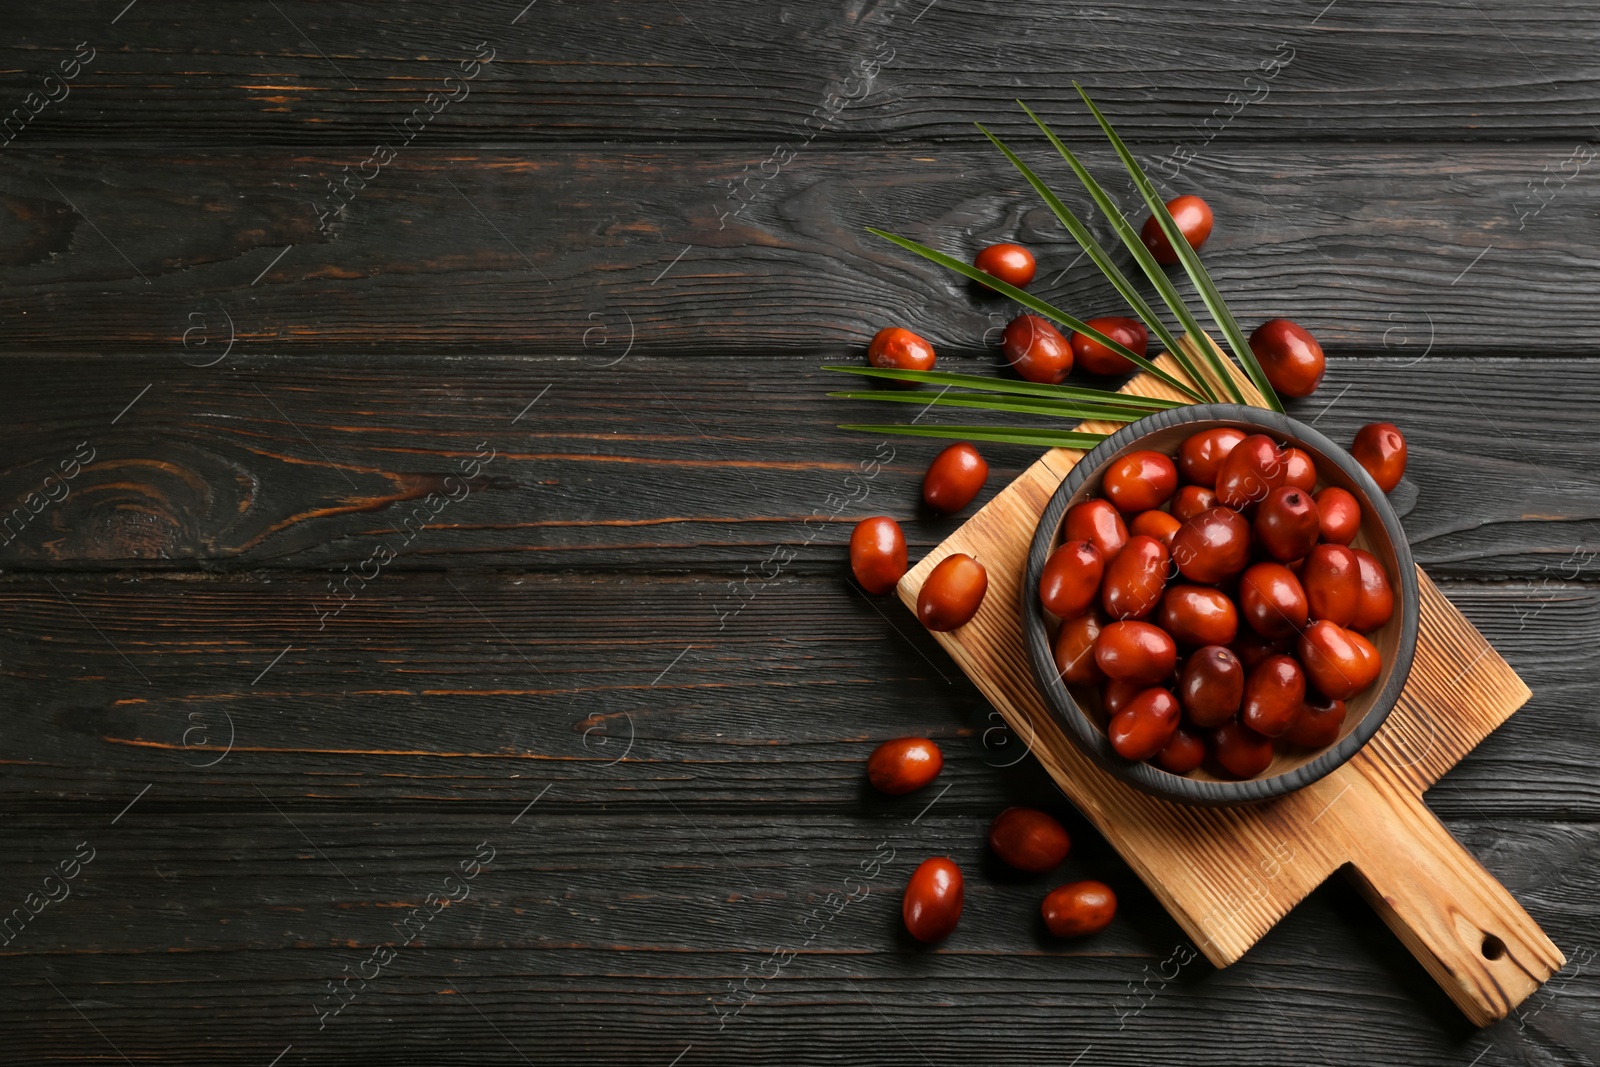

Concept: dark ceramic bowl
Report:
left=1021, top=404, right=1420, bottom=805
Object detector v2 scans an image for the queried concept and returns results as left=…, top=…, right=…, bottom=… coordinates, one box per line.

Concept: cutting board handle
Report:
left=1340, top=786, right=1564, bottom=1025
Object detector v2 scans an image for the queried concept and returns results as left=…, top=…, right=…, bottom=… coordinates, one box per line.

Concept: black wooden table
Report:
left=3, top=2, right=1597, bottom=1064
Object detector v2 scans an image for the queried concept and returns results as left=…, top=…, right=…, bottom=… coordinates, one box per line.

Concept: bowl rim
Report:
left=1021, top=402, right=1421, bottom=806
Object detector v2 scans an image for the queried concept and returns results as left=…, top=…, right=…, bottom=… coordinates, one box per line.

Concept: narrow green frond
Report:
left=1017, top=99, right=1246, bottom=405
left=827, top=389, right=1146, bottom=423
left=865, top=227, right=1206, bottom=403
left=838, top=423, right=1109, bottom=449
left=1074, top=84, right=1284, bottom=411
left=820, top=365, right=1181, bottom=410
left=975, top=121, right=1217, bottom=402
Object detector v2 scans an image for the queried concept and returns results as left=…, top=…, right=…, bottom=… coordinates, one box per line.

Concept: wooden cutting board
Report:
left=895, top=343, right=1564, bottom=1025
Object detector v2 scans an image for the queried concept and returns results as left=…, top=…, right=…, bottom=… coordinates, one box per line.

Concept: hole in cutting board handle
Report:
left=1482, top=934, right=1507, bottom=961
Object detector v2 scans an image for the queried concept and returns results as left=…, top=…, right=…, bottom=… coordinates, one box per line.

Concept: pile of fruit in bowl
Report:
left=1038, top=416, right=1413, bottom=785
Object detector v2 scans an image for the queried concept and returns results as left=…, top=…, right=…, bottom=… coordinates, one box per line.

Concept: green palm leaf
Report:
left=827, top=389, right=1147, bottom=423
left=1074, top=84, right=1283, bottom=411
left=974, top=121, right=1218, bottom=402
left=865, top=227, right=1207, bottom=403
left=1015, top=100, right=1246, bottom=405
left=834, top=92, right=1297, bottom=449
left=821, top=365, right=1180, bottom=410
left=839, top=423, right=1108, bottom=449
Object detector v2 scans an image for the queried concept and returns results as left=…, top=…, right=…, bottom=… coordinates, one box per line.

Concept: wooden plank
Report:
left=1, top=812, right=1592, bottom=1064
left=0, top=354, right=1591, bottom=575
left=2, top=813, right=1588, bottom=957
left=4, top=2, right=1600, bottom=145
left=0, top=571, right=1593, bottom=819
left=0, top=145, right=1598, bottom=352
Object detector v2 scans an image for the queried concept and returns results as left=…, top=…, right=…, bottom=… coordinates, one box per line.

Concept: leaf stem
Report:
left=838, top=423, right=1108, bottom=448
left=821, top=365, right=1180, bottom=409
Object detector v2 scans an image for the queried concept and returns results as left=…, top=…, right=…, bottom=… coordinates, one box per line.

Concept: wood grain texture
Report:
left=0, top=355, right=1595, bottom=576
left=4, top=1, right=1600, bottom=145
left=3, top=0, right=1597, bottom=1059
left=895, top=354, right=1562, bottom=1022
left=2, top=811, right=1594, bottom=1065
left=0, top=145, right=1597, bottom=352
left=0, top=572, right=1594, bottom=820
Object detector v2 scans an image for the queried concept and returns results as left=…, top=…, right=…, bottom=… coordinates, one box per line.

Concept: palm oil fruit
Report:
left=1281, top=448, right=1318, bottom=492
left=1285, top=690, right=1347, bottom=748
left=1102, top=449, right=1179, bottom=514
left=867, top=326, right=935, bottom=372
left=1064, top=498, right=1129, bottom=561
left=1298, top=620, right=1380, bottom=700
left=1240, top=654, right=1306, bottom=738
left=1178, top=427, right=1246, bottom=488
left=1042, top=880, right=1117, bottom=937
left=867, top=737, right=943, bottom=795
left=1141, top=194, right=1214, bottom=265
left=849, top=516, right=906, bottom=595
left=1178, top=645, right=1245, bottom=727
left=1130, top=508, right=1182, bottom=546
left=1158, top=585, right=1239, bottom=648
left=1314, top=486, right=1361, bottom=545
left=1171, top=506, right=1252, bottom=584
left=1215, top=433, right=1288, bottom=510
left=1094, top=621, right=1178, bottom=687
left=1001, top=313, right=1073, bottom=385
left=1352, top=422, right=1408, bottom=493
left=903, top=857, right=963, bottom=943
left=973, top=242, right=1036, bottom=289
left=1249, top=319, right=1326, bottom=398
left=988, top=807, right=1071, bottom=873
left=1171, top=484, right=1217, bottom=523
left=1107, top=686, right=1180, bottom=760
left=1154, top=724, right=1206, bottom=774
left=1100, top=535, right=1170, bottom=621
left=1238, top=562, right=1309, bottom=641
left=1211, top=720, right=1275, bottom=778
left=1102, top=677, right=1144, bottom=717
left=1039, top=540, right=1105, bottom=620
left=1301, top=544, right=1361, bottom=627
left=917, top=553, right=988, bottom=632
left=1053, top=611, right=1106, bottom=686
left=1349, top=549, right=1395, bottom=632
left=1253, top=486, right=1320, bottom=562
left=1071, top=316, right=1149, bottom=376
left=922, top=442, right=988, bottom=514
